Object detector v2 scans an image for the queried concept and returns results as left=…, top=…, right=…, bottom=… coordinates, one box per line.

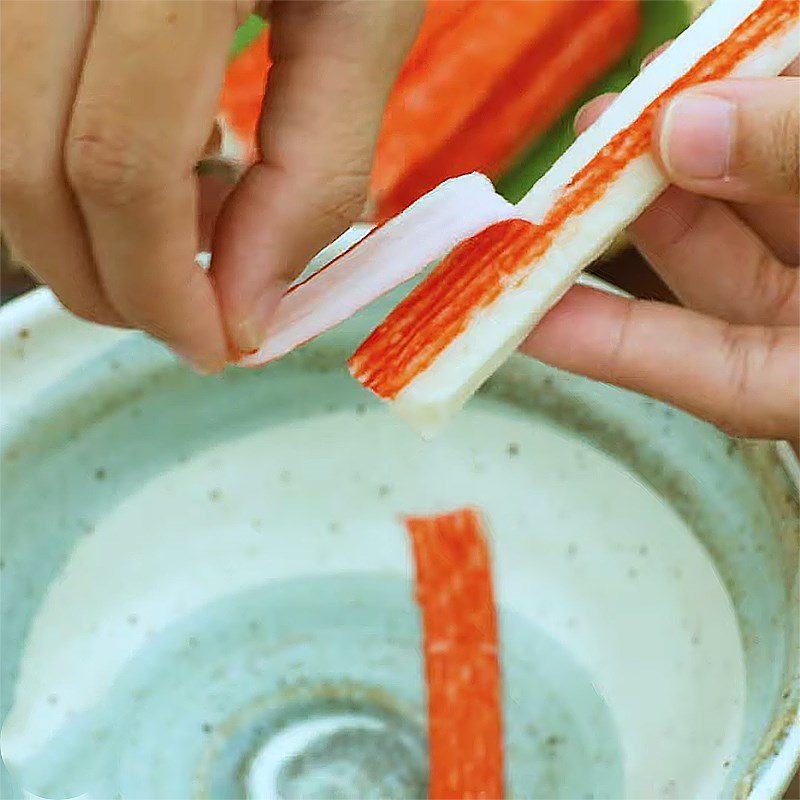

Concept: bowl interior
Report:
left=1, top=283, right=797, bottom=799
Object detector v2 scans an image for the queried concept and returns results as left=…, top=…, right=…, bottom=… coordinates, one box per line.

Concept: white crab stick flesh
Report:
left=238, top=174, right=515, bottom=366
left=349, top=0, right=800, bottom=437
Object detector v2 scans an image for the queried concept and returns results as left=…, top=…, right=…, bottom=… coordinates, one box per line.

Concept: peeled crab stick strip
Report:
left=350, top=0, right=800, bottom=436
left=238, top=174, right=515, bottom=366
left=376, top=0, right=641, bottom=221
left=404, top=508, right=503, bottom=800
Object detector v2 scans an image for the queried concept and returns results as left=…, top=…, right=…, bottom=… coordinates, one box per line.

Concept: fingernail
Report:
left=659, top=93, right=735, bottom=180
left=233, top=282, right=286, bottom=357
left=574, top=101, right=595, bottom=135
left=178, top=353, right=225, bottom=376
left=574, top=94, right=617, bottom=135
left=362, top=192, right=378, bottom=224
left=236, top=318, right=265, bottom=354
left=640, top=42, right=671, bottom=71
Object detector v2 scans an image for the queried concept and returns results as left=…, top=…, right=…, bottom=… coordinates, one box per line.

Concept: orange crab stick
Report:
left=374, top=0, right=641, bottom=221
left=404, top=508, right=504, bottom=800
left=216, top=28, right=271, bottom=161
left=351, top=218, right=539, bottom=402
left=372, top=0, right=568, bottom=212
left=350, top=0, right=800, bottom=436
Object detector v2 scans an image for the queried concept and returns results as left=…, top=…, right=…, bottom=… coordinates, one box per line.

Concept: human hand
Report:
left=1, top=0, right=422, bottom=372
left=523, top=62, right=799, bottom=449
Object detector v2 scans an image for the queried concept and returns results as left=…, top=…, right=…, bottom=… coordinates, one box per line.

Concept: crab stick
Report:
left=374, top=0, right=640, bottom=221
left=216, top=28, right=270, bottom=163
left=239, top=174, right=515, bottom=366
left=350, top=0, right=800, bottom=436
left=372, top=0, right=569, bottom=217
left=404, top=508, right=503, bottom=800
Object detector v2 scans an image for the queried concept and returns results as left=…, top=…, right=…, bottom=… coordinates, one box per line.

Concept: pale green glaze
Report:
left=0, top=267, right=797, bottom=798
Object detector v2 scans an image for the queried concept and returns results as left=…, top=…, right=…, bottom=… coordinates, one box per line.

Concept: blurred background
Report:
left=3, top=0, right=693, bottom=307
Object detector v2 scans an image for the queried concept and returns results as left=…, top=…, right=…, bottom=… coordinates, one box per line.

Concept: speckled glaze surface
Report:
left=1, top=232, right=797, bottom=799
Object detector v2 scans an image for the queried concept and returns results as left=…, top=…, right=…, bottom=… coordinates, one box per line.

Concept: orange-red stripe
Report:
left=351, top=0, right=797, bottom=399
left=405, top=508, right=503, bottom=800
left=351, top=218, right=539, bottom=400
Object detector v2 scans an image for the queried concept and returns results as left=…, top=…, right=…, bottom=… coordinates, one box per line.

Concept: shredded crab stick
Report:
left=404, top=508, right=504, bottom=800
left=350, top=0, right=800, bottom=436
left=238, top=174, right=514, bottom=366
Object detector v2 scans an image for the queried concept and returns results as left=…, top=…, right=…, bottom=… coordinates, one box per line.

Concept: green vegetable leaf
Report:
left=496, top=0, right=691, bottom=202
left=230, top=14, right=267, bottom=60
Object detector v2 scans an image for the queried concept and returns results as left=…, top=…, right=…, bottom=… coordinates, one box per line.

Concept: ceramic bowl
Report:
left=1, top=234, right=797, bottom=799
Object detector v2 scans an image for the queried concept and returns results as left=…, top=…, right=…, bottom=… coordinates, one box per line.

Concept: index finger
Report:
left=66, top=0, right=237, bottom=372
left=523, top=284, right=799, bottom=443
left=211, top=0, right=423, bottom=357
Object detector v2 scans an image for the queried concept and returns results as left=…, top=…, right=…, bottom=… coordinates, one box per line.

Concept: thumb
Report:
left=653, top=77, right=799, bottom=204
left=212, top=0, right=422, bottom=357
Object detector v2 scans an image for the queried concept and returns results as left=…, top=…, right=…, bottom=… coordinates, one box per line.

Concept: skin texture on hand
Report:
left=524, top=59, right=799, bottom=449
left=0, top=0, right=423, bottom=372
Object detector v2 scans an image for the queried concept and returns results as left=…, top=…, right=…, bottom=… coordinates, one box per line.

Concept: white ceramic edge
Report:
left=581, top=279, right=800, bottom=799
left=0, top=288, right=131, bottom=415
left=2, top=285, right=799, bottom=798
left=766, top=442, right=800, bottom=797
left=1, top=288, right=66, bottom=402
left=751, top=722, right=800, bottom=800
left=0, top=286, right=59, bottom=338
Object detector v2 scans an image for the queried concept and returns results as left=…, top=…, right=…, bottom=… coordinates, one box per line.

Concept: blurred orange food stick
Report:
left=375, top=0, right=640, bottom=220
left=216, top=1, right=641, bottom=222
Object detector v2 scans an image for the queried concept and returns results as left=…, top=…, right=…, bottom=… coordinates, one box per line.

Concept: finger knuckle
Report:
left=714, top=324, right=755, bottom=437
left=604, top=299, right=637, bottom=381
left=65, top=122, right=163, bottom=206
left=121, top=308, right=171, bottom=343
left=109, top=296, right=163, bottom=338
left=105, top=286, right=174, bottom=341
left=312, top=170, right=370, bottom=229
left=714, top=324, right=784, bottom=438
left=770, top=104, right=800, bottom=195
left=750, top=249, right=799, bottom=322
